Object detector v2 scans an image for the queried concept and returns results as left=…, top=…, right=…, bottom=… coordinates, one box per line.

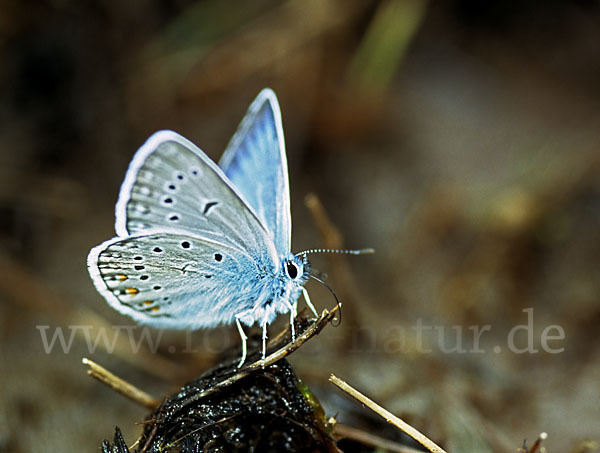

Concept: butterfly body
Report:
left=88, top=89, right=314, bottom=364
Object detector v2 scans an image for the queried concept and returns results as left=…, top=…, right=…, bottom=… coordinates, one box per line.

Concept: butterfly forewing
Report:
left=88, top=231, right=269, bottom=328
left=115, top=131, right=277, bottom=266
left=219, top=89, right=292, bottom=256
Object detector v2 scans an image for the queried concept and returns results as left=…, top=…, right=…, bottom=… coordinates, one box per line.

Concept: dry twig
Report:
left=329, top=374, right=447, bottom=453
left=82, top=358, right=159, bottom=409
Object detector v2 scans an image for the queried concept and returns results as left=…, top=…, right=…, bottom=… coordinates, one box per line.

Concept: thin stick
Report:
left=82, top=358, right=159, bottom=409
left=333, top=423, right=425, bottom=453
left=180, top=306, right=338, bottom=407
left=329, top=374, right=447, bottom=453
left=528, top=432, right=548, bottom=453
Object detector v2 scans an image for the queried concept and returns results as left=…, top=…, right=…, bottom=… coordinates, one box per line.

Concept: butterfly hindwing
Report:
left=88, top=230, right=270, bottom=328
left=219, top=89, right=292, bottom=255
left=115, top=130, right=277, bottom=266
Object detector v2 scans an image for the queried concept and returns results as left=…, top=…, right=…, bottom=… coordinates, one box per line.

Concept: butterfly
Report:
left=88, top=89, right=370, bottom=367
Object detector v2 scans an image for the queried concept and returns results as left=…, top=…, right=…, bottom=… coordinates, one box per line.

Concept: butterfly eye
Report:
left=285, top=261, right=299, bottom=279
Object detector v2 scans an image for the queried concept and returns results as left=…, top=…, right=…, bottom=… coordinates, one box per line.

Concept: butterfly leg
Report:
left=235, top=316, right=248, bottom=369
left=261, top=320, right=268, bottom=368
left=290, top=301, right=297, bottom=341
left=283, top=300, right=296, bottom=341
left=302, top=287, right=318, bottom=318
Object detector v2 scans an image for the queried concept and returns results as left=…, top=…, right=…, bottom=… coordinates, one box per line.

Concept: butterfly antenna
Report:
left=296, top=248, right=374, bottom=257
left=308, top=272, right=342, bottom=327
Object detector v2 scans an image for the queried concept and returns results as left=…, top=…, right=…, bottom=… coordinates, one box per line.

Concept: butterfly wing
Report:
left=114, top=130, right=277, bottom=266
left=87, top=230, right=270, bottom=328
left=219, top=89, right=292, bottom=256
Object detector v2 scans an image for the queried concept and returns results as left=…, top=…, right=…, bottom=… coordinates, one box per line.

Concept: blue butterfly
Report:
left=88, top=89, right=368, bottom=367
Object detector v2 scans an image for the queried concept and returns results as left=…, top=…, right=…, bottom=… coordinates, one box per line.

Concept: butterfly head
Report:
left=282, top=253, right=309, bottom=283
left=277, top=253, right=309, bottom=303
left=246, top=254, right=309, bottom=326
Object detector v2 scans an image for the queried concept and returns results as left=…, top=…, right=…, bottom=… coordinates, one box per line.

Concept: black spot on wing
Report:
left=203, top=201, right=218, bottom=215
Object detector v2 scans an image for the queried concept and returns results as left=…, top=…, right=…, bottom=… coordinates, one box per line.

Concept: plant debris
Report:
left=101, top=319, right=340, bottom=452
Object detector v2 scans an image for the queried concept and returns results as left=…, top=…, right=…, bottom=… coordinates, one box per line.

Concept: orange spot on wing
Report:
left=125, top=288, right=139, bottom=295
left=117, top=274, right=128, bottom=281
left=144, top=300, right=153, bottom=306
left=151, top=307, right=159, bottom=312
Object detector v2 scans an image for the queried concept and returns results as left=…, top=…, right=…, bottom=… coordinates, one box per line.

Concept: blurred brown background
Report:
left=1, top=0, right=599, bottom=451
